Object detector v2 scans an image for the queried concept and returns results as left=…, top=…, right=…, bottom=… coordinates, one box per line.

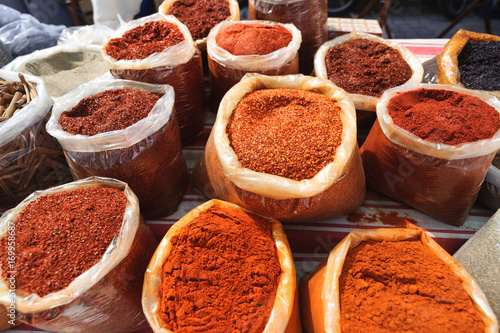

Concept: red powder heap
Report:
left=388, top=88, right=500, bottom=145
left=0, top=186, right=127, bottom=297
left=105, top=21, right=185, bottom=60
left=159, top=205, right=281, bottom=333
left=58, top=88, right=160, bottom=136
left=216, top=23, right=293, bottom=55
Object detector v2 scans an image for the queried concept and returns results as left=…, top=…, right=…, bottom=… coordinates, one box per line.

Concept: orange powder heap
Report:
left=339, top=240, right=485, bottom=333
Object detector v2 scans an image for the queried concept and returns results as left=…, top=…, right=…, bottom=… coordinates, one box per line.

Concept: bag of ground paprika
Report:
left=193, top=73, right=365, bottom=221
left=102, top=13, right=205, bottom=144
left=360, top=83, right=500, bottom=226
left=46, top=79, right=187, bottom=220
left=142, top=198, right=301, bottom=333
left=0, top=176, right=158, bottom=333
left=300, top=228, right=499, bottom=333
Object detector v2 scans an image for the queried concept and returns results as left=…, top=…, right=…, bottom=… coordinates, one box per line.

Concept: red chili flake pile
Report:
left=325, top=39, right=412, bottom=97
left=58, top=88, right=160, bottom=136
left=0, top=186, right=127, bottom=297
left=227, top=88, right=343, bottom=181
left=105, top=21, right=185, bottom=60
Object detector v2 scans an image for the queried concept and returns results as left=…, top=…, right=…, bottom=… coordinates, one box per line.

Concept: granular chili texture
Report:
left=159, top=205, right=281, bottom=333
left=388, top=88, right=500, bottom=145
left=216, top=23, right=293, bottom=55
left=58, top=88, right=160, bottom=136
left=167, top=0, right=230, bottom=41
left=325, top=39, right=412, bottom=97
left=458, top=41, right=500, bottom=91
left=226, top=88, right=343, bottom=181
left=105, top=21, right=185, bottom=61
left=0, top=186, right=126, bottom=297
left=339, top=240, right=485, bottom=333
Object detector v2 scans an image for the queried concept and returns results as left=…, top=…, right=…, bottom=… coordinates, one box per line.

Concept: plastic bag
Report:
left=249, top=0, right=327, bottom=74
left=300, top=228, right=499, bottom=333
left=0, top=176, right=158, bottom=333
left=102, top=13, right=205, bottom=144
left=58, top=25, right=115, bottom=46
left=193, top=73, right=365, bottom=221
left=46, top=79, right=188, bottom=219
left=207, top=20, right=301, bottom=111
left=0, top=69, right=71, bottom=209
left=90, top=0, right=143, bottom=29
left=142, top=199, right=301, bottom=333
left=360, top=83, right=500, bottom=226
left=0, top=304, right=19, bottom=330
left=478, top=165, right=500, bottom=210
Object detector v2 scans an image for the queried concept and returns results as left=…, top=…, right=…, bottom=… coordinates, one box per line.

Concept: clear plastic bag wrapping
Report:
left=300, top=228, right=499, bottom=333
left=0, top=177, right=158, bottom=333
left=360, top=83, right=500, bottom=226
left=249, top=0, right=328, bottom=74
left=193, top=74, right=365, bottom=221
left=142, top=199, right=301, bottom=333
left=46, top=79, right=188, bottom=219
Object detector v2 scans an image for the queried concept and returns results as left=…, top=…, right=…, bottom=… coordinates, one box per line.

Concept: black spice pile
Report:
left=458, top=41, right=500, bottom=91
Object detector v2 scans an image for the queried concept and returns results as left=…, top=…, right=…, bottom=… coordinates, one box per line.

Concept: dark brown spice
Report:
left=458, top=41, right=500, bottom=91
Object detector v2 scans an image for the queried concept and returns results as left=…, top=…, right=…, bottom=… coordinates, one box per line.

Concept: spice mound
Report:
left=388, top=88, right=500, bottom=145
left=0, top=186, right=126, bottom=297
left=325, top=39, right=412, bottom=97
left=159, top=205, right=281, bottom=333
left=216, top=23, right=293, bottom=55
left=167, top=0, right=230, bottom=41
left=58, top=88, right=160, bottom=136
left=339, top=240, right=485, bottom=333
left=105, top=21, right=185, bottom=61
left=227, top=88, right=343, bottom=181
left=458, top=41, right=500, bottom=91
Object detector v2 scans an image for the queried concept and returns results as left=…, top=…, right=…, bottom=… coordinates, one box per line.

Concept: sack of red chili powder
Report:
left=142, top=199, right=301, bottom=333
left=207, top=20, right=302, bottom=111
left=46, top=79, right=188, bottom=219
left=193, top=73, right=365, bottom=221
left=102, top=13, right=205, bottom=144
left=360, top=83, right=500, bottom=226
left=0, top=176, right=158, bottom=333
left=300, top=228, right=499, bottom=333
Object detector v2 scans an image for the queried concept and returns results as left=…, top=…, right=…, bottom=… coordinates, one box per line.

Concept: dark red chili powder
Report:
left=0, top=186, right=126, bottom=297
left=388, top=88, right=500, bottom=145
left=216, top=23, right=293, bottom=55
left=166, top=0, right=231, bottom=41
left=226, top=88, right=343, bottom=181
left=159, top=205, right=281, bottom=333
left=58, top=88, right=160, bottom=136
left=325, top=39, right=412, bottom=97
left=105, top=21, right=185, bottom=61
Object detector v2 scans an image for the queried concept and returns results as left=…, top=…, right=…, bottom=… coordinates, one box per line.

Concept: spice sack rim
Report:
left=0, top=176, right=141, bottom=313
left=314, top=32, right=424, bottom=112
left=377, top=83, right=500, bottom=160
left=0, top=70, right=50, bottom=147
left=207, top=20, right=302, bottom=72
left=102, top=13, right=196, bottom=70
left=302, top=228, right=499, bottom=333
left=158, top=0, right=240, bottom=51
left=213, top=73, right=357, bottom=200
left=142, top=198, right=297, bottom=333
left=46, top=79, right=175, bottom=153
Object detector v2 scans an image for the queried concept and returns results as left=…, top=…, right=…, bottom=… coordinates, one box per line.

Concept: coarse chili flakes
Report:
left=105, top=21, right=185, bottom=61
left=227, top=88, right=343, bottom=181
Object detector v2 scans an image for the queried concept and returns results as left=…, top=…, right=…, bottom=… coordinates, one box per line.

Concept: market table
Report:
left=7, top=38, right=496, bottom=333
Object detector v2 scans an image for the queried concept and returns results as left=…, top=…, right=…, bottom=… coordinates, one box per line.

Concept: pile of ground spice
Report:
left=388, top=88, right=500, bottom=145
left=227, top=88, right=343, bottom=181
left=216, top=23, right=293, bottom=55
left=159, top=205, right=281, bottom=333
left=0, top=186, right=127, bottom=297
left=458, top=41, right=500, bottom=91
left=339, top=240, right=485, bottom=333
left=58, top=88, right=160, bottom=136
left=167, top=0, right=230, bottom=41
left=325, top=39, right=412, bottom=97
left=105, top=21, right=185, bottom=61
